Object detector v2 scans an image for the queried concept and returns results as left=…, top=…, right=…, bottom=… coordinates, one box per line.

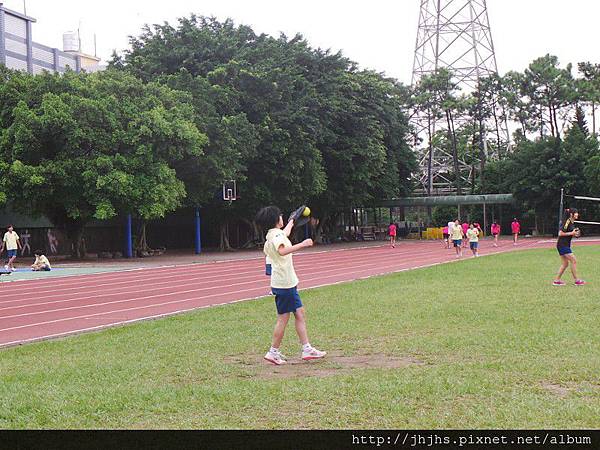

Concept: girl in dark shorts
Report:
left=553, top=208, right=585, bottom=286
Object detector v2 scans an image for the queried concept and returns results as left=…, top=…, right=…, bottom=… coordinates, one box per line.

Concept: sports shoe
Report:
left=10, top=267, right=16, bottom=272
left=552, top=280, right=566, bottom=286
left=264, top=351, right=287, bottom=365
left=274, top=349, right=287, bottom=361
left=302, top=347, right=327, bottom=360
left=574, top=279, right=587, bottom=286
left=3, top=265, right=8, bottom=270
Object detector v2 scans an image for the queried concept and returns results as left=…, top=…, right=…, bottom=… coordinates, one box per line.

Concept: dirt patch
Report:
left=541, top=382, right=571, bottom=398
left=225, top=352, right=426, bottom=379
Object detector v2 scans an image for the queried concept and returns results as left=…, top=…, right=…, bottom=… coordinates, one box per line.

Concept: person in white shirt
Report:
left=31, top=250, right=52, bottom=271
left=255, top=205, right=326, bottom=366
left=1, top=224, right=22, bottom=271
left=447, top=220, right=456, bottom=239
left=466, top=223, right=480, bottom=257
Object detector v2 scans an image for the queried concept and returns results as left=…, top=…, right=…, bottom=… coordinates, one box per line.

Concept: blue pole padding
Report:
left=195, top=207, right=202, bottom=254
left=126, top=214, right=133, bottom=258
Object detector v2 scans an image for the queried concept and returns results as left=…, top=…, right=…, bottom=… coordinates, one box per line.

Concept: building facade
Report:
left=0, top=4, right=99, bottom=74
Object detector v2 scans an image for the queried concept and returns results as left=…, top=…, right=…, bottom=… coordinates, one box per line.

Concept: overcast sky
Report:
left=2, top=0, right=598, bottom=83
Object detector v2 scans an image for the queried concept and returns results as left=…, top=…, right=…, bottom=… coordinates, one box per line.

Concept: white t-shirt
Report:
left=466, top=228, right=479, bottom=242
left=35, top=255, right=51, bottom=268
left=450, top=226, right=463, bottom=241
left=447, top=221, right=455, bottom=234
left=263, top=228, right=299, bottom=289
left=3, top=231, right=19, bottom=250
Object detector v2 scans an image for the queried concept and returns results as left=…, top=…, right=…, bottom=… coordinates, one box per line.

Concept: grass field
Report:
left=2, top=246, right=600, bottom=429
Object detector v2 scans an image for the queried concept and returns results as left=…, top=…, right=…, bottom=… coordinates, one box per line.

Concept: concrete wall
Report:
left=0, top=5, right=80, bottom=74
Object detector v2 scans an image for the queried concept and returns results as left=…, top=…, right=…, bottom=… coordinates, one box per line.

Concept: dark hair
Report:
left=255, top=206, right=282, bottom=229
left=6, top=224, right=13, bottom=229
left=34, top=249, right=43, bottom=256
left=564, top=208, right=578, bottom=220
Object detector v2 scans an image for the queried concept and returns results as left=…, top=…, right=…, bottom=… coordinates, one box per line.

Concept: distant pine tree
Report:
left=573, top=104, right=589, bottom=134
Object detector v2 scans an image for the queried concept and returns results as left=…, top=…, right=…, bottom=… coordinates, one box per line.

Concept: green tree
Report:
left=114, top=15, right=415, bottom=245
left=522, top=55, right=577, bottom=139
left=577, top=62, right=600, bottom=135
left=0, top=70, right=207, bottom=257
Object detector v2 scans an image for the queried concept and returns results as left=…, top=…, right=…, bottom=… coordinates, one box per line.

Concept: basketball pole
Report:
left=125, top=214, right=133, bottom=258
left=195, top=207, right=202, bottom=255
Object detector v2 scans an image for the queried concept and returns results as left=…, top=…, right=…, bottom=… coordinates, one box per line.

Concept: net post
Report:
left=558, top=188, right=564, bottom=233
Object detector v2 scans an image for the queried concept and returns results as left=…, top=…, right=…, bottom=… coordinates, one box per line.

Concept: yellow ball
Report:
left=302, top=207, right=311, bottom=217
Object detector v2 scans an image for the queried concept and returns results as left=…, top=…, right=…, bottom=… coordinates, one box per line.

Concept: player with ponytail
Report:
left=553, top=208, right=585, bottom=286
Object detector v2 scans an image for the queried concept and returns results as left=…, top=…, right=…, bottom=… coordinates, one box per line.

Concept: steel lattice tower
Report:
left=411, top=0, right=507, bottom=195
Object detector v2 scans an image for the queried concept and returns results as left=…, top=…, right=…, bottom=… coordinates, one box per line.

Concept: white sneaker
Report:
left=264, top=351, right=286, bottom=365
left=3, top=265, right=8, bottom=270
left=274, top=349, right=287, bottom=361
left=302, top=347, right=327, bottom=360
left=10, top=267, right=16, bottom=272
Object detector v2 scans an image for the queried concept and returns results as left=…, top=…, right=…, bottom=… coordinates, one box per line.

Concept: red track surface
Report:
left=0, top=238, right=586, bottom=348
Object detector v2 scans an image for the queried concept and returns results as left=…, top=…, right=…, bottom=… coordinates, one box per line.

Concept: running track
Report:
left=0, top=238, right=593, bottom=348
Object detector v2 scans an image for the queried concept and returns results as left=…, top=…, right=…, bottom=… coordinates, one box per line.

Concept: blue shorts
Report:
left=272, top=286, right=303, bottom=314
left=557, top=246, right=572, bottom=256
left=470, top=241, right=478, bottom=249
left=6, top=249, right=16, bottom=258
left=453, top=239, right=462, bottom=247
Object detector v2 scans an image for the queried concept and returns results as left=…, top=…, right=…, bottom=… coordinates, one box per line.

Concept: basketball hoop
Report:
left=222, top=180, right=237, bottom=202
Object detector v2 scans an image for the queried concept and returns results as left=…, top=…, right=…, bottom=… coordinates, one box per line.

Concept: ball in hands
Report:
left=302, top=207, right=311, bottom=217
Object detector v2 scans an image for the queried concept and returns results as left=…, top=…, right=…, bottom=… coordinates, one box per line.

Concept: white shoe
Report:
left=264, top=351, right=286, bottom=365
left=274, top=349, right=287, bottom=361
left=302, top=347, right=327, bottom=360
left=11, top=267, right=16, bottom=271
left=3, top=265, right=8, bottom=270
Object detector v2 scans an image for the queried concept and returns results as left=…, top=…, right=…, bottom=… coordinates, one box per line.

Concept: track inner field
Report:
left=0, top=239, right=570, bottom=347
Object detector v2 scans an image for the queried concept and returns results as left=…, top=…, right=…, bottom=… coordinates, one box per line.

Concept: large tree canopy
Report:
left=0, top=69, right=207, bottom=256
left=112, top=15, right=416, bottom=241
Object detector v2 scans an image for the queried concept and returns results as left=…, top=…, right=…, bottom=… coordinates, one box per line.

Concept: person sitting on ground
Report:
left=31, top=250, right=51, bottom=271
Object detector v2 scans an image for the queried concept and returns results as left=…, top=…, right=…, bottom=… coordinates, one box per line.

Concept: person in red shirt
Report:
left=442, top=226, right=450, bottom=249
left=511, top=218, right=521, bottom=245
left=490, top=220, right=501, bottom=247
left=461, top=221, right=469, bottom=248
left=388, top=222, right=397, bottom=248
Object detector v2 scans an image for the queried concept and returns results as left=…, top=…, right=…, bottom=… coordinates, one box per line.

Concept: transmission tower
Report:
left=411, top=0, right=508, bottom=195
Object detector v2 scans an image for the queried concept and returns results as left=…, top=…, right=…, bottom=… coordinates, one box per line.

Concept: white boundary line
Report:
left=0, top=238, right=564, bottom=349
left=0, top=256, right=454, bottom=349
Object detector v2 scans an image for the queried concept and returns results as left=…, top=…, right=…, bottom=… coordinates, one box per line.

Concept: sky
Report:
left=2, top=0, right=599, bottom=83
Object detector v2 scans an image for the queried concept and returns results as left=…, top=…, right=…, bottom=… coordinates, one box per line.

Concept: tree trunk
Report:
left=240, top=218, right=262, bottom=249
left=446, top=109, right=461, bottom=195
left=220, top=222, right=232, bottom=251
left=136, top=221, right=149, bottom=253
left=592, top=101, right=596, bottom=136
left=478, top=117, right=486, bottom=185
left=427, top=114, right=433, bottom=195
left=65, top=223, right=86, bottom=259
left=551, top=103, right=560, bottom=140
left=492, top=101, right=501, bottom=151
